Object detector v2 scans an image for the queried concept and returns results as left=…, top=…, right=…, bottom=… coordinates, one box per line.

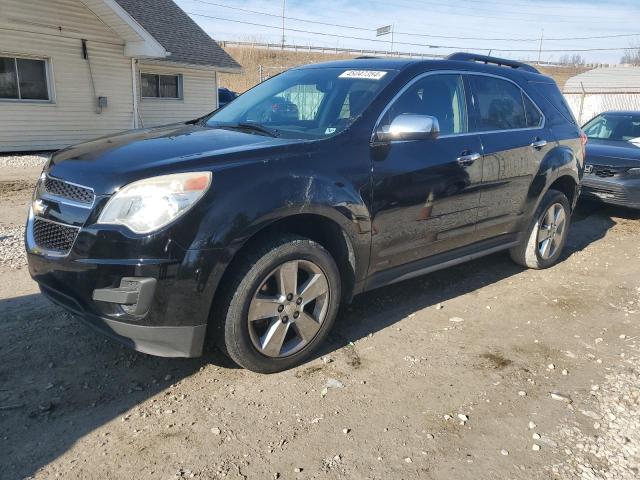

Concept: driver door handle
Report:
left=456, top=152, right=481, bottom=166
left=530, top=139, right=548, bottom=149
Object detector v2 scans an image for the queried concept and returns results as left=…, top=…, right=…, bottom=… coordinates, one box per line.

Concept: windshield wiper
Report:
left=217, top=122, right=280, bottom=138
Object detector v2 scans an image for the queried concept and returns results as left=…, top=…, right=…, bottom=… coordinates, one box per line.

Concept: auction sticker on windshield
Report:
left=339, top=70, right=387, bottom=80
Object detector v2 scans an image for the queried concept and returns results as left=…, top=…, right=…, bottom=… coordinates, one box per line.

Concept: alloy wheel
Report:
left=247, top=260, right=330, bottom=358
left=537, top=203, right=567, bottom=260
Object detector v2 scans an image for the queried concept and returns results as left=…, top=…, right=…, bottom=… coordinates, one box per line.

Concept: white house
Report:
left=0, top=0, right=241, bottom=152
left=563, top=66, right=640, bottom=125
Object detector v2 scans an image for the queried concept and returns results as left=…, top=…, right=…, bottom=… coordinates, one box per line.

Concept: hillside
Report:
left=218, top=45, right=590, bottom=93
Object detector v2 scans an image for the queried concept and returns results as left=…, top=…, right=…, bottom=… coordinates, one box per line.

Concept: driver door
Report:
left=368, top=73, right=484, bottom=275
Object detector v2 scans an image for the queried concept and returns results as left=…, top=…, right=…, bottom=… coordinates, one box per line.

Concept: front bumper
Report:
left=25, top=209, right=226, bottom=358
left=39, top=282, right=206, bottom=357
left=581, top=178, right=640, bottom=210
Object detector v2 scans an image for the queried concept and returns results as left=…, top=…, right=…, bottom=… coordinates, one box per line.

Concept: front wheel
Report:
left=215, top=234, right=341, bottom=373
left=510, top=189, right=571, bottom=269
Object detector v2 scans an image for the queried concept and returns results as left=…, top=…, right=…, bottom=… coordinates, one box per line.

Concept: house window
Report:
left=0, top=56, right=50, bottom=101
left=141, top=73, right=181, bottom=99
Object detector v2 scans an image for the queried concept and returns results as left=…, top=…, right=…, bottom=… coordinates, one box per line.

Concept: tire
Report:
left=214, top=234, right=341, bottom=373
left=510, top=189, right=571, bottom=269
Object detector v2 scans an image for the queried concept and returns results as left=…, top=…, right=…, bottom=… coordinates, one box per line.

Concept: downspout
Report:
left=131, top=58, right=140, bottom=128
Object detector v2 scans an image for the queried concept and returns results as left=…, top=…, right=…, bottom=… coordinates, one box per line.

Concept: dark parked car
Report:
left=26, top=53, right=584, bottom=373
left=218, top=87, right=238, bottom=108
left=581, top=111, right=640, bottom=209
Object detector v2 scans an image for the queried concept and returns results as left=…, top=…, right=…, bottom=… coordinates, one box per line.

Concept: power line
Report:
left=188, top=0, right=372, bottom=32
left=185, top=0, right=640, bottom=42
left=189, top=12, right=638, bottom=52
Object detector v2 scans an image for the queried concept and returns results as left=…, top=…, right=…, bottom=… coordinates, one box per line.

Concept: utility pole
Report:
left=537, top=29, right=544, bottom=64
left=281, top=0, right=286, bottom=49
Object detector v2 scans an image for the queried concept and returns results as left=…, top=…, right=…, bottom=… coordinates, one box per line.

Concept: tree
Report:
left=621, top=47, right=640, bottom=65
left=558, top=54, right=586, bottom=66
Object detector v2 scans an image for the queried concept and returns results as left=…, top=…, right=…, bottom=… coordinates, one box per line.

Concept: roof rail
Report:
left=355, top=56, right=380, bottom=59
left=446, top=52, right=540, bottom=74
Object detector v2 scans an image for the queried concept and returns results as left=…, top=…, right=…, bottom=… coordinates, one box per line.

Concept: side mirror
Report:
left=376, top=114, right=440, bottom=142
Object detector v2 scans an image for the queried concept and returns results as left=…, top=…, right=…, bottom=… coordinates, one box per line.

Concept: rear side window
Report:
left=530, top=82, right=577, bottom=126
left=468, top=76, right=527, bottom=131
left=523, top=94, right=543, bottom=128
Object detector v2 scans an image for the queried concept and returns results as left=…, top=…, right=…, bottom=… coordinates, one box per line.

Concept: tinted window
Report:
left=531, top=82, right=577, bottom=126
left=469, top=76, right=526, bottom=131
left=384, top=74, right=468, bottom=135
left=0, top=57, right=49, bottom=101
left=524, top=94, right=543, bottom=128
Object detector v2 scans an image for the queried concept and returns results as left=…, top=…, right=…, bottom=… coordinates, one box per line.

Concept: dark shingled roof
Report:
left=114, top=0, right=240, bottom=70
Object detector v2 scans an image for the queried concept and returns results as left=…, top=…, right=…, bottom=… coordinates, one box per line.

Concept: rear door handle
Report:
left=456, top=152, right=481, bottom=166
left=530, top=139, right=548, bottom=149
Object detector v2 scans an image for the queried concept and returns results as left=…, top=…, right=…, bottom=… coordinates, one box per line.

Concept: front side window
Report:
left=141, top=73, right=181, bottom=99
left=583, top=114, right=640, bottom=142
left=469, top=76, right=527, bottom=131
left=0, top=56, right=49, bottom=101
left=206, top=67, right=397, bottom=139
left=382, top=74, right=468, bottom=136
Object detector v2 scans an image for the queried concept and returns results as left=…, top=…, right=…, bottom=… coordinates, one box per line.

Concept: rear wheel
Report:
left=215, top=234, right=341, bottom=373
left=510, top=189, right=571, bottom=269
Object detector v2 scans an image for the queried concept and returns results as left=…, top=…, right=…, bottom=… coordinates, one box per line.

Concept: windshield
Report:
left=206, top=67, right=397, bottom=139
left=583, top=114, right=640, bottom=143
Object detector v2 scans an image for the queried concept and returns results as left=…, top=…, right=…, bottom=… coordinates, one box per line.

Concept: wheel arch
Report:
left=548, top=174, right=579, bottom=209
left=207, top=212, right=360, bottom=331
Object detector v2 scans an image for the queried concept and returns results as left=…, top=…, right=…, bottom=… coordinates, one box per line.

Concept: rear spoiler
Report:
left=446, top=52, right=540, bottom=74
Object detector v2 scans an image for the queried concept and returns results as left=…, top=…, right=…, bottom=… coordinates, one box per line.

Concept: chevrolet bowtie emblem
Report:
left=33, top=199, right=48, bottom=216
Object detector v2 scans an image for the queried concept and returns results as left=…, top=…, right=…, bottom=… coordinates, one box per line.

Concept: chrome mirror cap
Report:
left=377, top=114, right=440, bottom=142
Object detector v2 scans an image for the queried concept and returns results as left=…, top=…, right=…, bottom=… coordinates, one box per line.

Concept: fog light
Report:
left=93, top=277, right=157, bottom=316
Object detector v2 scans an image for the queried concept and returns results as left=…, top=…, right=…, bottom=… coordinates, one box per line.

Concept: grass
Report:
left=218, top=45, right=590, bottom=93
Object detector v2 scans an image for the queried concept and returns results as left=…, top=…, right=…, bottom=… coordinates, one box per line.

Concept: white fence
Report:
left=564, top=92, right=640, bottom=125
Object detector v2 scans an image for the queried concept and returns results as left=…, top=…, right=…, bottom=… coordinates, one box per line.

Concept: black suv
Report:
left=26, top=53, right=584, bottom=373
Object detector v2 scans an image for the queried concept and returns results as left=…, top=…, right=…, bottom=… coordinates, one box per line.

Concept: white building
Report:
left=563, top=66, right=640, bottom=125
left=0, top=0, right=241, bottom=152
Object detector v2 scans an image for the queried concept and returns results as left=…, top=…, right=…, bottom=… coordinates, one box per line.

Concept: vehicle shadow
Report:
left=0, top=202, right=623, bottom=478
left=317, top=202, right=622, bottom=361
left=0, top=292, right=231, bottom=479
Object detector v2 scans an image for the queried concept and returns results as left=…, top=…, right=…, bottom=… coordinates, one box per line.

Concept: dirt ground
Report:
left=1, top=163, right=639, bottom=480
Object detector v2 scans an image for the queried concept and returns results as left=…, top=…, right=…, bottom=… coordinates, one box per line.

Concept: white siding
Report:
left=138, top=63, right=218, bottom=128
left=0, top=0, right=134, bottom=152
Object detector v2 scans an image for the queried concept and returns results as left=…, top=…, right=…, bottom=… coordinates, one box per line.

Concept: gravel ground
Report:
left=0, top=223, right=25, bottom=270
left=555, top=338, right=640, bottom=479
left=0, top=153, right=49, bottom=169
left=1, top=157, right=639, bottom=480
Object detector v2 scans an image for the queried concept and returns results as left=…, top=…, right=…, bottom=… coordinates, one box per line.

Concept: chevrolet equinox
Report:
left=26, top=53, right=585, bottom=373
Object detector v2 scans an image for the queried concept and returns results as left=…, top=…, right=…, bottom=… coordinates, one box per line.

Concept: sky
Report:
left=174, top=0, right=640, bottom=65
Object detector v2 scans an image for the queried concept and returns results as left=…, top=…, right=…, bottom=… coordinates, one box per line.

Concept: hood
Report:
left=48, top=124, right=306, bottom=194
left=585, top=139, right=640, bottom=167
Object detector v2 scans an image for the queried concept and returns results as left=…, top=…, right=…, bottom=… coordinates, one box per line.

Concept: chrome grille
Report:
left=32, top=217, right=80, bottom=254
left=44, top=176, right=94, bottom=205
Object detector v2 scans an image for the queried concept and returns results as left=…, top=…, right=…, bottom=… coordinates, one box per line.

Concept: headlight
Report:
left=627, top=168, right=640, bottom=176
left=97, top=172, right=212, bottom=234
